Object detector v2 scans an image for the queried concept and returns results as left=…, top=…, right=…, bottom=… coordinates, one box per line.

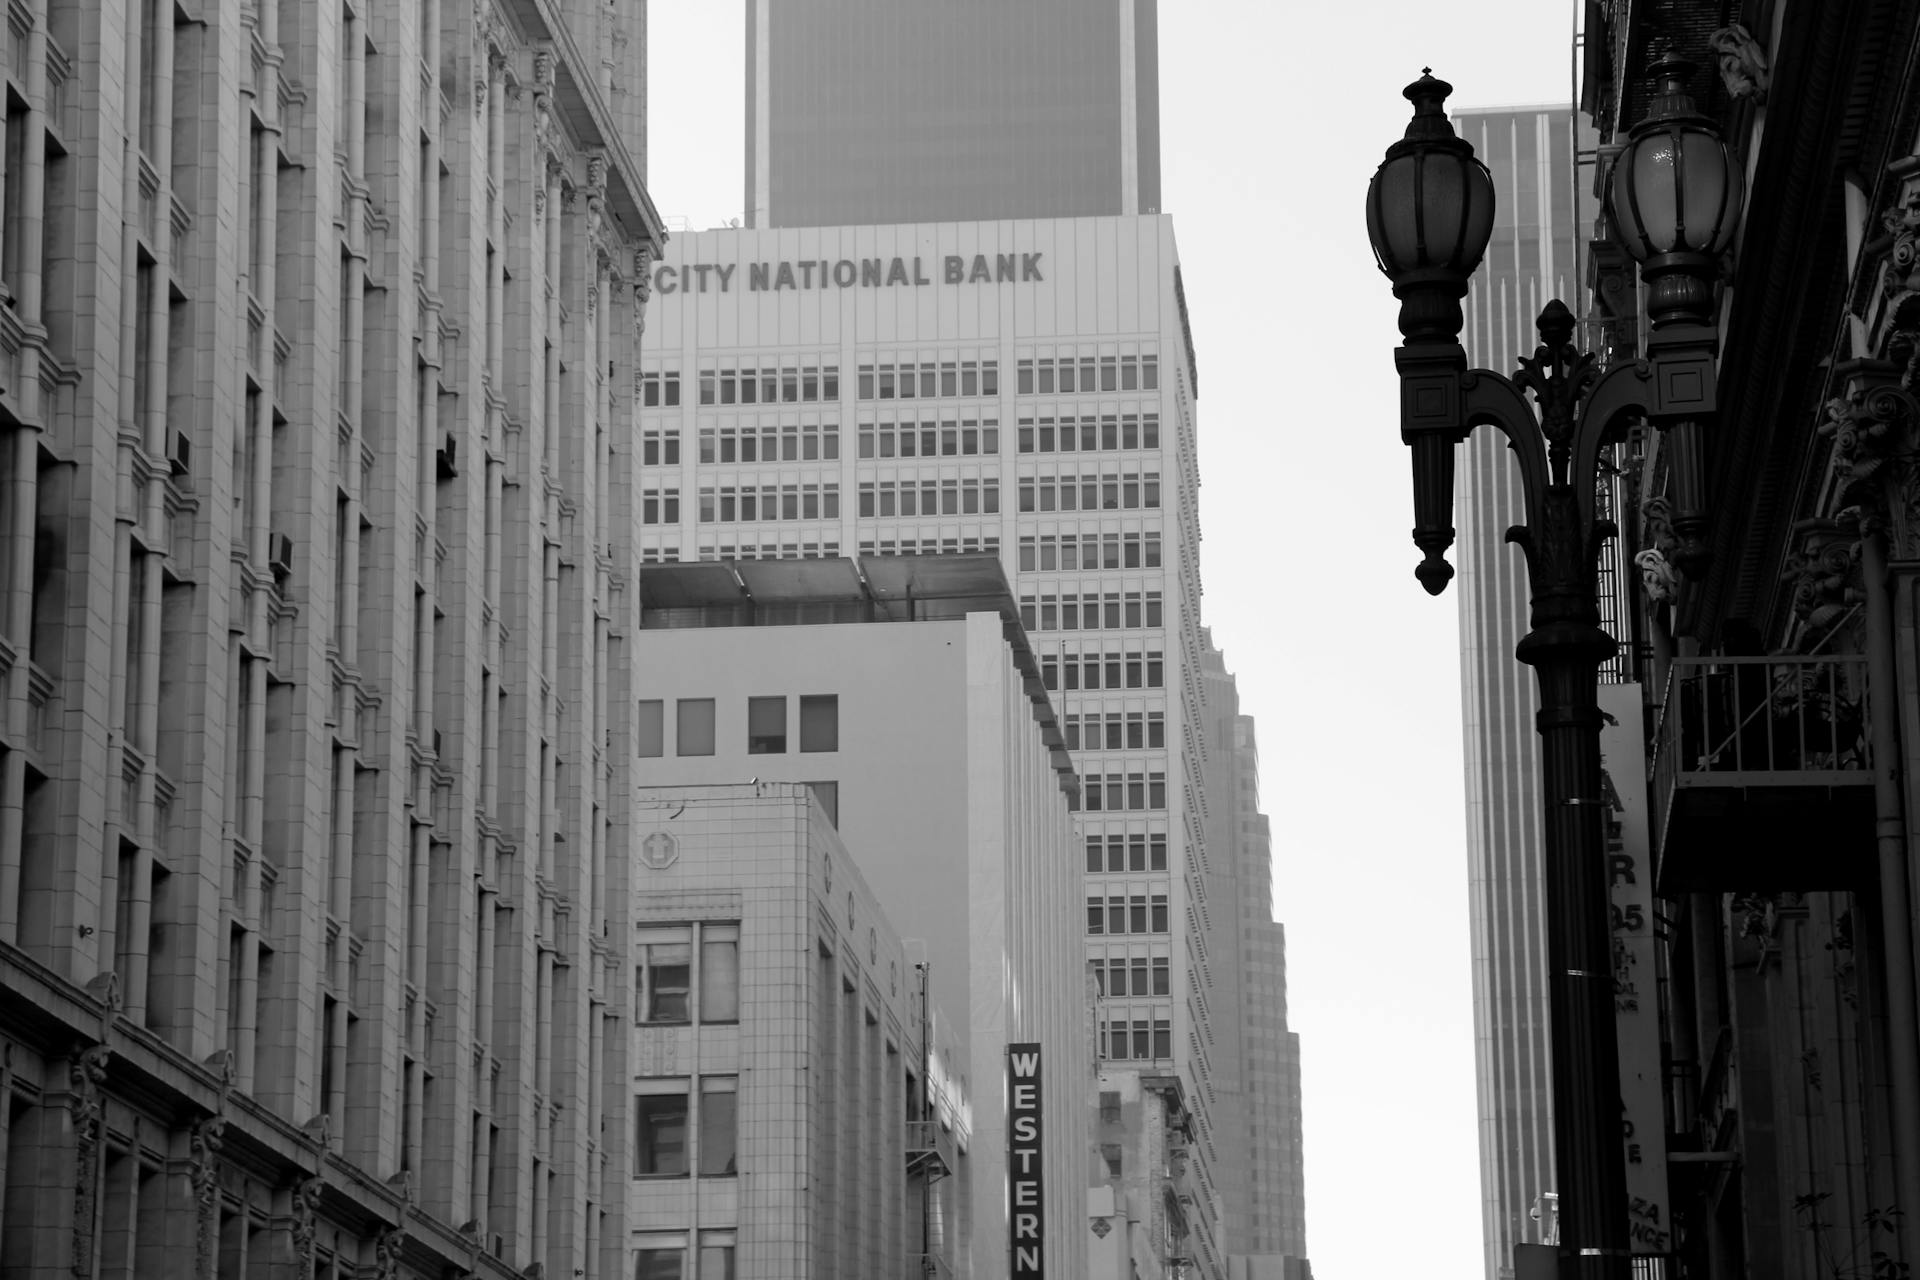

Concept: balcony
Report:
left=905, top=1119, right=954, bottom=1181
left=1650, top=655, right=1875, bottom=893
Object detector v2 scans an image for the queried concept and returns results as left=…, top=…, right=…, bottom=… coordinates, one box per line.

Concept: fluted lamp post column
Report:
left=1366, top=60, right=1742, bottom=1280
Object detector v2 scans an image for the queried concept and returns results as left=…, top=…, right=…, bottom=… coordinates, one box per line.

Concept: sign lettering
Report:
left=654, top=253, right=1044, bottom=296
left=1007, top=1042, right=1044, bottom=1278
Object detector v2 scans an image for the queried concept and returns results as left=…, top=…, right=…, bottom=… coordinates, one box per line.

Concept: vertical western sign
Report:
left=1007, top=1043, right=1045, bottom=1277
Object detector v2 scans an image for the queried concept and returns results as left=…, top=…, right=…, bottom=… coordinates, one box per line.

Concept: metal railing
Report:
left=904, top=1119, right=954, bottom=1180
left=1652, top=653, right=1872, bottom=795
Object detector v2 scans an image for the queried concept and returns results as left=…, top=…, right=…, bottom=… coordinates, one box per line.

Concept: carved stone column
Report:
left=67, top=1045, right=110, bottom=1278
left=190, top=1115, right=226, bottom=1275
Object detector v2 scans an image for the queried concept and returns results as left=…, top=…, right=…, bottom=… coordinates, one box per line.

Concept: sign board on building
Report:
left=654, top=253, right=1045, bottom=295
left=1007, top=1042, right=1045, bottom=1277
left=1598, top=683, right=1674, bottom=1257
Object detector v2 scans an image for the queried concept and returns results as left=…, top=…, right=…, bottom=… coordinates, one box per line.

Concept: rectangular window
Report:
left=799, top=695, right=838, bottom=752
left=698, top=1237, right=737, bottom=1280
left=747, top=696, right=787, bottom=754
left=1087, top=899, right=1104, bottom=934
left=1152, top=956, right=1170, bottom=994
left=635, top=1242, right=685, bottom=1280
left=637, top=939, right=692, bottom=1022
left=638, top=700, right=664, bottom=757
left=699, top=1080, right=738, bottom=1175
left=699, top=924, right=740, bottom=1023
left=636, top=1092, right=690, bottom=1175
left=676, top=699, right=715, bottom=756
left=1151, top=894, right=1169, bottom=932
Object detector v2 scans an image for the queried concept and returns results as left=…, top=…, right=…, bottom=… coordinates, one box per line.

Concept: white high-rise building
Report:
left=636, top=213, right=1228, bottom=1273
left=1451, top=103, right=1593, bottom=1280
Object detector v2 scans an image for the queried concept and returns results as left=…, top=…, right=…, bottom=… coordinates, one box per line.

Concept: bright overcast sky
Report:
left=645, top=4, right=1582, bottom=1275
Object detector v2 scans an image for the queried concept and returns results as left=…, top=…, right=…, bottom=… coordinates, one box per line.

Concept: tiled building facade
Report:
left=0, top=0, right=662, bottom=1275
left=626, top=782, right=972, bottom=1280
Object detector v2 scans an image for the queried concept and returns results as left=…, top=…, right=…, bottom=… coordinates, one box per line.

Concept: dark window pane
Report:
left=799, top=695, right=838, bottom=752
left=677, top=699, right=715, bottom=756
left=699, top=1085, right=737, bottom=1175
left=747, top=696, right=787, bottom=754
left=638, top=700, right=664, bottom=757
left=643, top=943, right=691, bottom=1022
left=636, top=1094, right=689, bottom=1175
left=636, top=1248, right=684, bottom=1280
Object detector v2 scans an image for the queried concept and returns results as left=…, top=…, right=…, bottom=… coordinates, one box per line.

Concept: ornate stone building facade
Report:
left=1585, top=1, right=1920, bottom=1275
left=0, top=0, right=662, bottom=1276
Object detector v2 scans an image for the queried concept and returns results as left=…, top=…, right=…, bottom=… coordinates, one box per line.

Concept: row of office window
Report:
left=1100, top=1016, right=1174, bottom=1062
left=857, top=421, right=999, bottom=458
left=1019, top=590, right=1164, bottom=633
left=693, top=483, right=843, bottom=523
left=1017, top=413, right=1160, bottom=454
left=634, top=1234, right=736, bottom=1280
left=1092, top=955, right=1171, bottom=997
left=746, top=695, right=840, bottom=754
left=698, top=422, right=841, bottom=464
left=855, top=535, right=1001, bottom=557
left=1016, top=353, right=1158, bottom=396
left=1017, top=531, right=1163, bottom=572
left=857, top=357, right=998, bottom=400
left=635, top=923, right=741, bottom=1024
left=1087, top=893, right=1171, bottom=935
left=1040, top=650, right=1166, bottom=691
left=634, top=1078, right=737, bottom=1176
left=1017, top=471, right=1160, bottom=513
left=1085, top=832, right=1169, bottom=873
left=690, top=364, right=841, bottom=407
left=692, top=541, right=845, bottom=561
left=1077, top=771, right=1169, bottom=812
left=637, top=695, right=839, bottom=757
left=1065, top=710, right=1168, bottom=752
left=856, top=478, right=1000, bottom=518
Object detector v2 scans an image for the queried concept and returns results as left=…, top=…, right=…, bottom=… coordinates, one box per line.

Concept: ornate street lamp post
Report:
left=1366, top=59, right=1742, bottom=1280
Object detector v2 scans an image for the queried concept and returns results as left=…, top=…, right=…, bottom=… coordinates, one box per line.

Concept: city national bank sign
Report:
left=653, top=252, right=1045, bottom=294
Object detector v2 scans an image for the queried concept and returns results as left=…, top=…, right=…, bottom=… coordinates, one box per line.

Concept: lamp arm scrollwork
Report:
left=1462, top=369, right=1552, bottom=531
left=1571, top=361, right=1656, bottom=531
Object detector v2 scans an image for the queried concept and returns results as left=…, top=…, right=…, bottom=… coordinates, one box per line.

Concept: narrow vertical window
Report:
left=676, top=698, right=715, bottom=756
left=798, top=695, right=838, bottom=752
left=699, top=925, right=740, bottom=1023
left=746, top=696, right=786, bottom=753
left=637, top=700, right=664, bottom=757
